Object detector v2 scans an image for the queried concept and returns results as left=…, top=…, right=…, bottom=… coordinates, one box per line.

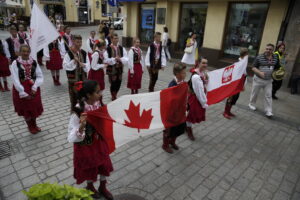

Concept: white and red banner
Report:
left=30, top=2, right=59, bottom=60
left=206, top=56, right=248, bottom=105
left=87, top=83, right=188, bottom=153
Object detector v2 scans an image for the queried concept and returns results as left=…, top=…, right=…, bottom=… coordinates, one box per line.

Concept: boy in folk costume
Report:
left=68, top=80, right=113, bottom=200
left=145, top=32, right=167, bottom=92
left=127, top=37, right=144, bottom=94
left=104, top=33, right=128, bottom=100
left=18, top=24, right=29, bottom=45
left=0, top=40, right=11, bottom=92
left=86, top=30, right=97, bottom=62
left=186, top=57, right=209, bottom=141
left=63, top=35, right=90, bottom=111
left=5, top=25, right=21, bottom=62
left=88, top=39, right=107, bottom=106
left=43, top=39, right=64, bottom=86
left=10, top=45, right=44, bottom=134
left=162, top=63, right=187, bottom=153
left=223, top=48, right=248, bottom=119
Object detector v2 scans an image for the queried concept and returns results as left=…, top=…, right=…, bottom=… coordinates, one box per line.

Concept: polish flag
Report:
left=206, top=56, right=248, bottom=105
left=87, top=83, right=188, bottom=153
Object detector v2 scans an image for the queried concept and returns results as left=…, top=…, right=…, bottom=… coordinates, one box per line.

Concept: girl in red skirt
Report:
left=67, top=80, right=113, bottom=200
left=10, top=45, right=44, bottom=134
left=0, top=40, right=11, bottom=92
left=86, top=30, right=97, bottom=63
left=127, top=37, right=144, bottom=94
left=88, top=39, right=107, bottom=106
left=43, top=40, right=63, bottom=85
left=186, top=57, right=209, bottom=141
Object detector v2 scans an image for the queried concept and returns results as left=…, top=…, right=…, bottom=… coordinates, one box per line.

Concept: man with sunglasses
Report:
left=248, top=43, right=280, bottom=118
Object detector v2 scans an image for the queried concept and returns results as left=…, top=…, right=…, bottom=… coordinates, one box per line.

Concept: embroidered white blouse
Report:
left=10, top=57, right=44, bottom=98
left=127, top=47, right=145, bottom=74
left=67, top=101, right=100, bottom=143
left=103, top=45, right=128, bottom=66
left=63, top=50, right=90, bottom=72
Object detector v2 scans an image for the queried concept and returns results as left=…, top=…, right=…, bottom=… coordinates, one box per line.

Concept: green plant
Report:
left=23, top=182, right=94, bottom=200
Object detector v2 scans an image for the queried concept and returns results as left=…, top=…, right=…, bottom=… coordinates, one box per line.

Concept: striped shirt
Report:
left=252, top=53, right=280, bottom=80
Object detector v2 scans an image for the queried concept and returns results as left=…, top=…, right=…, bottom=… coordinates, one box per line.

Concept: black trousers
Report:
left=272, top=79, right=283, bottom=96
left=148, top=67, right=159, bottom=92
left=226, top=93, right=240, bottom=106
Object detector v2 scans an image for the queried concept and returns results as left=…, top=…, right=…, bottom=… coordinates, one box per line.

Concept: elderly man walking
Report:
left=248, top=43, right=280, bottom=118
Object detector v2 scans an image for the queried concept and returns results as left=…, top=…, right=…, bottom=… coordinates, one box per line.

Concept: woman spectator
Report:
left=162, top=27, right=171, bottom=61
left=181, top=32, right=198, bottom=66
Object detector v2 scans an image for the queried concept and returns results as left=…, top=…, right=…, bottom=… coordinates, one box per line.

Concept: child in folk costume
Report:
left=43, top=40, right=64, bottom=86
left=105, top=28, right=114, bottom=47
left=162, top=63, right=187, bottom=153
left=63, top=26, right=73, bottom=49
left=181, top=32, right=198, bottom=66
left=18, top=24, right=29, bottom=45
left=186, top=57, right=209, bottom=141
left=88, top=39, right=107, bottom=106
left=145, top=32, right=167, bottom=92
left=10, top=45, right=44, bottom=134
left=63, top=35, right=90, bottom=111
left=0, top=40, right=11, bottom=92
left=68, top=80, right=113, bottom=200
left=86, top=31, right=97, bottom=62
left=5, top=25, right=21, bottom=62
left=104, top=33, right=128, bottom=100
left=127, top=37, right=144, bottom=94
left=223, top=48, right=248, bottom=119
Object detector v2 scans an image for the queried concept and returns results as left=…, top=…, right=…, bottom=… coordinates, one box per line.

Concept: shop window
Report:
left=140, top=4, right=156, bottom=44
left=179, top=3, right=208, bottom=50
left=157, top=8, right=166, bottom=25
left=223, top=3, right=268, bottom=59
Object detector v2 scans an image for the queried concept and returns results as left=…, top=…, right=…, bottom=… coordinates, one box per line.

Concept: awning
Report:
left=108, top=0, right=144, bottom=7
left=0, top=0, right=25, bottom=8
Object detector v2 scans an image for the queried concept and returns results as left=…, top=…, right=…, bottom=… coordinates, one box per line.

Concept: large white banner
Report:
left=30, top=2, right=59, bottom=60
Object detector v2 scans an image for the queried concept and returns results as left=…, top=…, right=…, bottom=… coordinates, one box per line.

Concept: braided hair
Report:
left=73, top=80, right=99, bottom=116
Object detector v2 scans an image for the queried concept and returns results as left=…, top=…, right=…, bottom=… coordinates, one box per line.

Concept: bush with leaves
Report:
left=23, top=182, right=94, bottom=200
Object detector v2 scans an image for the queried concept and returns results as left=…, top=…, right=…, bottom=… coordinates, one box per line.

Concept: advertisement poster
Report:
left=142, top=9, right=155, bottom=29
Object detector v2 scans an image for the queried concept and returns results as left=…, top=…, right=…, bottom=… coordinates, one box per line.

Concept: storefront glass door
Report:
left=179, top=3, right=208, bottom=50
left=223, top=3, right=268, bottom=59
left=140, top=4, right=156, bottom=44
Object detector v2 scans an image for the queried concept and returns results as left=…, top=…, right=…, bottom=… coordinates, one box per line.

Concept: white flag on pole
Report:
left=29, top=2, right=59, bottom=60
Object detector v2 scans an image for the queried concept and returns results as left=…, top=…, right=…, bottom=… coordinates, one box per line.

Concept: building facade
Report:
left=23, top=0, right=112, bottom=25
left=122, top=0, right=299, bottom=85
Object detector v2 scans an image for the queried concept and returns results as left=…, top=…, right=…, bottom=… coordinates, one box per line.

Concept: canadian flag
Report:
left=87, top=83, right=188, bottom=153
left=206, top=56, right=248, bottom=105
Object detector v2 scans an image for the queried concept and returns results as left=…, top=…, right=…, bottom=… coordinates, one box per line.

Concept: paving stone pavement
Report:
left=1, top=26, right=300, bottom=200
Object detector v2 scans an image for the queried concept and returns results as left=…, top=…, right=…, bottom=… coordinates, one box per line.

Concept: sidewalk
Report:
left=1, top=26, right=300, bottom=200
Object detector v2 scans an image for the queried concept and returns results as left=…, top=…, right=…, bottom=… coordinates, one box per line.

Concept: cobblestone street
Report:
left=1, top=26, right=300, bottom=200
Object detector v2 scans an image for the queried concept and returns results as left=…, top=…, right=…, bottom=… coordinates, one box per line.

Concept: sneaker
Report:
left=266, top=111, right=273, bottom=118
left=248, top=104, right=256, bottom=111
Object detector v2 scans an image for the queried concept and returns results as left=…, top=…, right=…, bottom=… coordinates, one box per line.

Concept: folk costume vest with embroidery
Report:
left=106, top=45, right=124, bottom=75
left=6, top=37, right=20, bottom=60
left=16, top=60, right=37, bottom=82
left=149, top=42, right=163, bottom=69
left=66, top=49, right=87, bottom=83
left=132, top=48, right=141, bottom=64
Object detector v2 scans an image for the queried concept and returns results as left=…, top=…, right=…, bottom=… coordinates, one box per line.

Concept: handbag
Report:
left=272, top=67, right=286, bottom=81
left=184, top=45, right=193, bottom=54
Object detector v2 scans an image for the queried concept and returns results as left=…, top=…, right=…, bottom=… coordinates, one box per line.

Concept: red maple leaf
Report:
left=124, top=100, right=153, bottom=132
